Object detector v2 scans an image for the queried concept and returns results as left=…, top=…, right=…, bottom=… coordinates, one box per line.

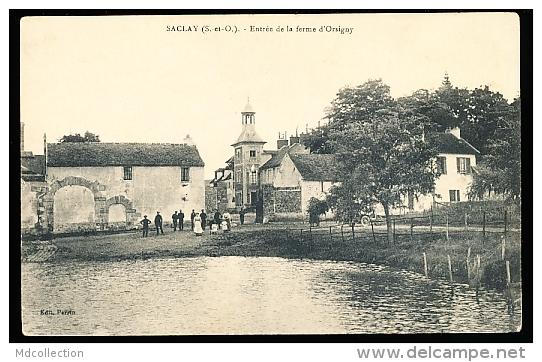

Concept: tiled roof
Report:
left=260, top=145, right=336, bottom=182
left=242, top=101, right=254, bottom=113
left=232, top=129, right=266, bottom=145
left=21, top=164, right=45, bottom=182
left=428, top=133, right=480, bottom=155
left=21, top=154, right=46, bottom=175
left=290, top=154, right=336, bottom=181
left=47, top=143, right=205, bottom=167
left=259, top=145, right=290, bottom=170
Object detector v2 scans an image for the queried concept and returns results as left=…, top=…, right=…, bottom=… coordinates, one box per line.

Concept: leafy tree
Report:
left=325, top=80, right=439, bottom=243
left=303, top=79, right=396, bottom=154
left=59, top=131, right=101, bottom=143
left=459, top=86, right=511, bottom=154
left=469, top=97, right=521, bottom=203
left=307, top=197, right=329, bottom=226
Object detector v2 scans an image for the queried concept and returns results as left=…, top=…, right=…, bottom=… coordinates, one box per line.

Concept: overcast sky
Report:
left=20, top=13, right=520, bottom=179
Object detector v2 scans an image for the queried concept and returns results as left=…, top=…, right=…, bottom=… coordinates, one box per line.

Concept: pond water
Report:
left=21, top=256, right=521, bottom=335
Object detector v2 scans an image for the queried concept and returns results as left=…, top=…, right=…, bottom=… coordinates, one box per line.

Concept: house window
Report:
left=449, top=190, right=460, bottom=202
left=250, top=171, right=257, bottom=184
left=123, top=166, right=133, bottom=180
left=236, top=148, right=242, bottom=161
left=181, top=167, right=190, bottom=182
left=250, top=150, right=256, bottom=158
left=456, top=157, right=471, bottom=175
left=236, top=192, right=243, bottom=206
left=321, top=181, right=324, bottom=192
left=436, top=157, right=447, bottom=175
left=237, top=171, right=242, bottom=183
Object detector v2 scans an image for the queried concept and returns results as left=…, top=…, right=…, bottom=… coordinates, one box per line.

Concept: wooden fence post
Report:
left=410, top=218, right=414, bottom=240
left=477, top=255, right=481, bottom=286
left=447, top=254, right=453, bottom=283
left=371, top=219, right=376, bottom=244
left=466, top=247, right=471, bottom=282
left=423, top=252, right=428, bottom=280
left=341, top=225, right=344, bottom=242
left=465, top=212, right=469, bottom=232
left=300, top=229, right=303, bottom=242
left=501, top=236, right=506, bottom=260
left=446, top=214, right=449, bottom=241
left=482, top=211, right=486, bottom=238
left=393, top=219, right=396, bottom=241
left=506, top=260, right=511, bottom=285
left=351, top=223, right=355, bottom=242
left=429, top=207, right=433, bottom=236
left=329, top=226, right=333, bottom=243
left=504, top=209, right=508, bottom=235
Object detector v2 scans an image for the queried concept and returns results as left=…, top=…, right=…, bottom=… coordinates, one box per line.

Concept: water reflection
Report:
left=21, top=256, right=520, bottom=335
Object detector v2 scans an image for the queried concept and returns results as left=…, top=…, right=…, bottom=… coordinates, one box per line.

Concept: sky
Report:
left=20, top=13, right=520, bottom=179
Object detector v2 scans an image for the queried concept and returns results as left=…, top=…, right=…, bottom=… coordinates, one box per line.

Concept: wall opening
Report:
left=53, top=185, right=95, bottom=232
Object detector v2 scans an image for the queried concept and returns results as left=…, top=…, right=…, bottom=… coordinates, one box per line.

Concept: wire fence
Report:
left=293, top=204, right=519, bottom=246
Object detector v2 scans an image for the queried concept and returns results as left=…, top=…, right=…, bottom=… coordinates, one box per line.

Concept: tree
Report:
left=469, top=97, right=521, bottom=203
left=303, top=79, right=396, bottom=154
left=325, top=80, right=439, bottom=243
left=59, top=131, right=101, bottom=143
left=307, top=197, right=328, bottom=226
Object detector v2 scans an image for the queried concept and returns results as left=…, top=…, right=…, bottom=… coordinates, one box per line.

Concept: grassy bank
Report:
left=22, top=222, right=521, bottom=291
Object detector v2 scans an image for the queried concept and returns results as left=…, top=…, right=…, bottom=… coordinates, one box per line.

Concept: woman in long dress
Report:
left=193, top=213, right=203, bottom=236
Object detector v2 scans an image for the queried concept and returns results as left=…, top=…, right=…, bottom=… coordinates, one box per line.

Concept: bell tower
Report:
left=232, top=99, right=266, bottom=209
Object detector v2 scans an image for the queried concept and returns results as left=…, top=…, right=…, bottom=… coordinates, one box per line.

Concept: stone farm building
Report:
left=38, top=141, right=205, bottom=233
left=259, top=143, right=336, bottom=216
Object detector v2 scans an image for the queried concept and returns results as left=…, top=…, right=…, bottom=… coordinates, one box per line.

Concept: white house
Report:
left=410, top=127, right=480, bottom=211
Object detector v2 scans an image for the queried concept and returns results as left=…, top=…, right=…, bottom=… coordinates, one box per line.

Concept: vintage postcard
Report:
left=20, top=13, right=522, bottom=337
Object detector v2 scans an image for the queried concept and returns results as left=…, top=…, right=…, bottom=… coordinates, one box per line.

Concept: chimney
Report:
left=277, top=139, right=289, bottom=149
left=289, top=135, right=300, bottom=145
left=20, top=122, right=24, bottom=152
left=277, top=131, right=288, bottom=149
left=447, top=127, right=461, bottom=139
left=183, top=134, right=196, bottom=146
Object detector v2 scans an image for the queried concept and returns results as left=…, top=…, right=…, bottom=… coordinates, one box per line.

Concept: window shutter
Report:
left=456, top=158, right=461, bottom=174
left=466, top=158, right=471, bottom=174
left=442, top=157, right=447, bottom=175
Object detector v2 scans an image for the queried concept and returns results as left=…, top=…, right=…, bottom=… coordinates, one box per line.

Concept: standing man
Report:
left=213, top=209, right=221, bottom=227
left=172, top=211, right=178, bottom=231
left=140, top=215, right=151, bottom=238
left=200, top=209, right=207, bottom=230
left=178, top=210, right=185, bottom=230
left=155, top=211, right=164, bottom=235
left=239, top=207, right=245, bottom=225
left=190, top=209, right=196, bottom=231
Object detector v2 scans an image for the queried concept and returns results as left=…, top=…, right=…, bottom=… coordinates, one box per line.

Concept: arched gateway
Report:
left=40, top=176, right=138, bottom=233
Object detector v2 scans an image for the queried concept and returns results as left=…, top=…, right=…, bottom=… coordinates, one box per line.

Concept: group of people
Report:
left=139, top=207, right=246, bottom=238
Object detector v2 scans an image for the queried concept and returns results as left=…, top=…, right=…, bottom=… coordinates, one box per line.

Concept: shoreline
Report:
left=22, top=222, right=521, bottom=292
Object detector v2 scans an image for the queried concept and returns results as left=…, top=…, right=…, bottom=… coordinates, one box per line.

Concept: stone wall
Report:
left=274, top=187, right=302, bottom=213
left=205, top=184, right=218, bottom=213
left=262, top=184, right=275, bottom=216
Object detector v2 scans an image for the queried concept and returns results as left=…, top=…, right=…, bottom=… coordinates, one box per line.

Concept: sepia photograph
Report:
left=19, top=12, right=523, bottom=338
